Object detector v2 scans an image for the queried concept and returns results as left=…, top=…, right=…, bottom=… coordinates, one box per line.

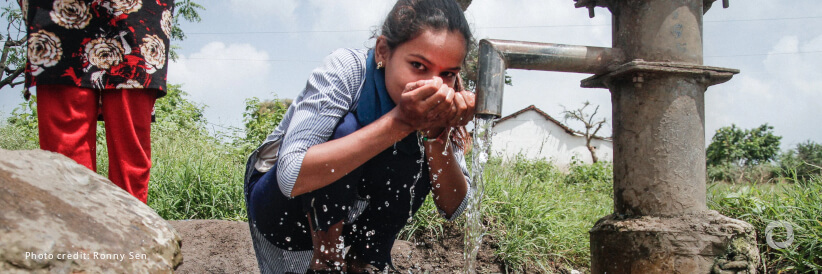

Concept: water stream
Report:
left=464, top=115, right=495, bottom=273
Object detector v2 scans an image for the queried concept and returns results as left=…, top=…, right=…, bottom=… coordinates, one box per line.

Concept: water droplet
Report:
left=385, top=201, right=389, bottom=207
left=323, top=205, right=328, bottom=212
left=331, top=169, right=335, bottom=173
left=286, top=237, right=291, bottom=242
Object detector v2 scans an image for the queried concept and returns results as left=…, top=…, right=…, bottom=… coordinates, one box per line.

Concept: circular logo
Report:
left=765, top=221, right=794, bottom=249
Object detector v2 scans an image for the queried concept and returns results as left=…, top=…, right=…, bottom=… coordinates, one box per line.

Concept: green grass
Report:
left=147, top=122, right=248, bottom=221
left=399, top=156, right=613, bottom=272
left=2, top=105, right=818, bottom=272
left=708, top=173, right=822, bottom=273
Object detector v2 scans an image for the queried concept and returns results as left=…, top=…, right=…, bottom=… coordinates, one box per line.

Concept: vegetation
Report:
left=707, top=124, right=781, bottom=167
left=1, top=90, right=818, bottom=272
left=706, top=124, right=783, bottom=184
left=779, top=140, right=822, bottom=180
left=709, top=174, right=822, bottom=272
left=241, top=97, right=290, bottom=147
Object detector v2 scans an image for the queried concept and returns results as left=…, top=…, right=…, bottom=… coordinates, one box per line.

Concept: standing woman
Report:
left=244, top=0, right=475, bottom=272
left=22, top=0, right=173, bottom=203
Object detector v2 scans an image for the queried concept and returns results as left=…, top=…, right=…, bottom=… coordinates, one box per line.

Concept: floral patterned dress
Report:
left=25, top=0, right=174, bottom=97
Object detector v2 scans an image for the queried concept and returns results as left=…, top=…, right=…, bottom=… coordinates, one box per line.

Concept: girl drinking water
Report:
left=244, top=0, right=474, bottom=272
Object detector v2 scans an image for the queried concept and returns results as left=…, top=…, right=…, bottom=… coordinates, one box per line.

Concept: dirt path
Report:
left=169, top=220, right=259, bottom=273
left=169, top=219, right=537, bottom=273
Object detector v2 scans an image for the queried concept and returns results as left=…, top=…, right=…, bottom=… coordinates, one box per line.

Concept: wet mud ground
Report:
left=169, top=219, right=556, bottom=273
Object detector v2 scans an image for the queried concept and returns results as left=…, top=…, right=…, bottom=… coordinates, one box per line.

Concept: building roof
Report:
left=494, top=105, right=612, bottom=141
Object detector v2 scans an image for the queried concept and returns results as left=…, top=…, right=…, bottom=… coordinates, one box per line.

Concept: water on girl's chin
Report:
left=464, top=116, right=495, bottom=273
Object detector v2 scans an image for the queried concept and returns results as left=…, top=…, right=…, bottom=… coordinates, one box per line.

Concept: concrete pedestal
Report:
left=590, top=211, right=759, bottom=274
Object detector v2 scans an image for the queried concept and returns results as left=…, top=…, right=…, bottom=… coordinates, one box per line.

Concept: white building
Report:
left=489, top=105, right=613, bottom=167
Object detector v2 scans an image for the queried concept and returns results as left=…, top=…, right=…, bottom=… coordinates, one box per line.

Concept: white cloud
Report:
left=305, top=0, right=391, bottom=32
left=168, top=42, right=273, bottom=128
left=466, top=0, right=611, bottom=47
left=706, top=34, right=822, bottom=149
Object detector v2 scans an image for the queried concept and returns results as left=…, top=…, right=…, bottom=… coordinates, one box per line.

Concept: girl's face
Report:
left=376, top=29, right=467, bottom=105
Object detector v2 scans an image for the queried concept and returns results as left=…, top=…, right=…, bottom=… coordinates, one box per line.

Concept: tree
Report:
left=154, top=84, right=206, bottom=131
left=562, top=101, right=607, bottom=163
left=168, top=0, right=205, bottom=61
left=706, top=124, right=781, bottom=167
left=0, top=5, right=27, bottom=93
left=0, top=1, right=204, bottom=95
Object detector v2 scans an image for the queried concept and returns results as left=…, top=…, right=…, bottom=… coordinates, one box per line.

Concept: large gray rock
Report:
left=0, top=149, right=182, bottom=273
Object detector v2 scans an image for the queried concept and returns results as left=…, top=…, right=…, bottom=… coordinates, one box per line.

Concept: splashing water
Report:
left=464, top=116, right=495, bottom=273
left=406, top=132, right=427, bottom=223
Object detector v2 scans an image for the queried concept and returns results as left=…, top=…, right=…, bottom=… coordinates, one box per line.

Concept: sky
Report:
left=2, top=0, right=821, bottom=150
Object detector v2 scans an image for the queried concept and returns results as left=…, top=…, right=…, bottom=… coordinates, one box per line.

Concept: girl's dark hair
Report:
left=380, top=0, right=474, bottom=153
left=380, top=0, right=473, bottom=59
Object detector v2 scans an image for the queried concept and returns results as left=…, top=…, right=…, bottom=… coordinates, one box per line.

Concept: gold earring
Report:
left=377, top=61, right=384, bottom=69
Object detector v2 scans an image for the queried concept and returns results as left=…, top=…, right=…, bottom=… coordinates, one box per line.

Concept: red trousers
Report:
left=37, top=85, right=156, bottom=203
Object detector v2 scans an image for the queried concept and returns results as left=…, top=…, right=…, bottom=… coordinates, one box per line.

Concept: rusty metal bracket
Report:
left=573, top=0, right=613, bottom=18
left=703, top=0, right=730, bottom=14
left=580, top=60, right=739, bottom=89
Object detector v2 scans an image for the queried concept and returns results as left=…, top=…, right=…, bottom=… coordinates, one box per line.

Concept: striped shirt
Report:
left=247, top=48, right=473, bottom=273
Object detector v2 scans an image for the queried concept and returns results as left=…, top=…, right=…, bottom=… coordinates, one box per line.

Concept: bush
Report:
left=564, top=158, right=613, bottom=193
left=779, top=140, right=822, bottom=180
left=707, top=162, right=780, bottom=184
left=0, top=96, right=39, bottom=150
left=510, top=153, right=562, bottom=183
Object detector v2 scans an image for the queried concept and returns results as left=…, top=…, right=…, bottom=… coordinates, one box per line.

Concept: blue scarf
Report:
left=355, top=50, right=395, bottom=126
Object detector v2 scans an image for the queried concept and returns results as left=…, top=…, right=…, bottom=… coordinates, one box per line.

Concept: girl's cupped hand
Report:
left=397, top=76, right=475, bottom=131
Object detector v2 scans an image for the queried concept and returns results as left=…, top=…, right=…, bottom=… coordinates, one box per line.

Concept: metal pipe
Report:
left=475, top=39, right=622, bottom=117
